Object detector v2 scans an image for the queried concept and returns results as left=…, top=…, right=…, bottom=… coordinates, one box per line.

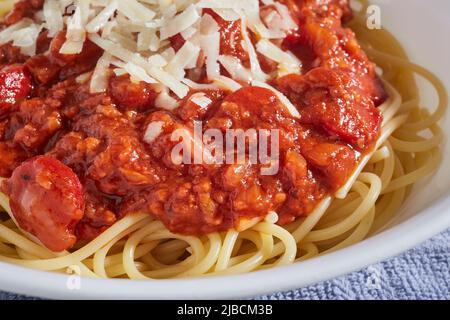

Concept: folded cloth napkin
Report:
left=1, top=229, right=449, bottom=300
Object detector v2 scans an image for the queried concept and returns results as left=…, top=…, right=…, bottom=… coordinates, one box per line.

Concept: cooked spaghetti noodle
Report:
left=0, top=0, right=446, bottom=279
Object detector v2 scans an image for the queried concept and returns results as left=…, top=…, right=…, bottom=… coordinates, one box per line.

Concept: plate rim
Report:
left=1, top=0, right=450, bottom=300
left=0, top=193, right=449, bottom=300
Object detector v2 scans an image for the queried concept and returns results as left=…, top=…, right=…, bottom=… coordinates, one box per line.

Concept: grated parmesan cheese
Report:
left=190, top=92, right=213, bottom=109
left=256, top=39, right=301, bottom=77
left=0, top=0, right=304, bottom=101
left=160, top=4, right=200, bottom=40
left=90, top=52, right=112, bottom=93
left=86, top=1, right=119, bottom=33
left=155, top=89, right=180, bottom=111
left=182, top=78, right=218, bottom=90
left=200, top=31, right=221, bottom=79
left=60, top=5, right=86, bottom=54
left=43, top=0, right=64, bottom=37
left=144, top=121, right=165, bottom=144
left=213, top=75, right=242, bottom=91
left=218, top=55, right=252, bottom=83
left=166, top=41, right=201, bottom=79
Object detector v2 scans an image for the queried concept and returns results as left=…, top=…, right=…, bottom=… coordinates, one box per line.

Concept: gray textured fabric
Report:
left=1, top=229, right=449, bottom=300
left=258, top=228, right=450, bottom=300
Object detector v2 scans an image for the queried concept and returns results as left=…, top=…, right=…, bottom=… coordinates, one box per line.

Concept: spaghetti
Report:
left=0, top=0, right=446, bottom=279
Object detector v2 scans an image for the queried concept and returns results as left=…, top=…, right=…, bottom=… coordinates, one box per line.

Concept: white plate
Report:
left=1, top=0, right=450, bottom=299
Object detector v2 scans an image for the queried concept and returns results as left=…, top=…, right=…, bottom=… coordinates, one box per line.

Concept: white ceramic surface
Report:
left=0, top=0, right=449, bottom=300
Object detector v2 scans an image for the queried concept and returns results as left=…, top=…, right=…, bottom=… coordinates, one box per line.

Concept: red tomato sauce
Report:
left=0, top=0, right=385, bottom=251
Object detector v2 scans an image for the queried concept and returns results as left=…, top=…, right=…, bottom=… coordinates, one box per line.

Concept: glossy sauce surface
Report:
left=0, top=0, right=385, bottom=251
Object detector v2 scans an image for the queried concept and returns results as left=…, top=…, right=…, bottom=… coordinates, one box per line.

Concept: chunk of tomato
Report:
left=277, top=69, right=382, bottom=150
left=0, top=64, right=32, bottom=117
